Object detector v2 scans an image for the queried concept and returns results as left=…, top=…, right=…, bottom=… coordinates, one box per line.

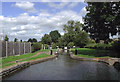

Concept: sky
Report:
left=0, top=1, right=88, bottom=41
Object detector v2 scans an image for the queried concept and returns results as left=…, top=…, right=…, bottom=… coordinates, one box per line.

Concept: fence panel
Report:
left=8, top=42, right=14, bottom=56
left=14, top=42, right=19, bottom=55
left=2, top=42, right=6, bottom=57
left=1, top=42, right=31, bottom=57
left=25, top=43, right=30, bottom=53
left=20, top=42, right=24, bottom=55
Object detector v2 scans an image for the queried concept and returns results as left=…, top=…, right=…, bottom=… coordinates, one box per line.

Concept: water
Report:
left=4, top=52, right=120, bottom=80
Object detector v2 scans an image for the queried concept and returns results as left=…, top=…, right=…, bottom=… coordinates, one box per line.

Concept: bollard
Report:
left=75, top=49, right=77, bottom=55
left=50, top=50, right=53, bottom=55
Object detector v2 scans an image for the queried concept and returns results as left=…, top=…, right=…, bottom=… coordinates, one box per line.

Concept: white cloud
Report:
left=1, top=10, right=83, bottom=41
left=14, top=2, right=37, bottom=13
left=67, top=2, right=79, bottom=8
left=80, top=7, right=88, bottom=16
left=17, top=30, right=26, bottom=34
left=41, top=0, right=84, bottom=2
left=48, top=2, right=69, bottom=9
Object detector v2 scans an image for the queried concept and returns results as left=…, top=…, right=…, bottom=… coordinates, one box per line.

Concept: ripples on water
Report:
left=4, top=52, right=120, bottom=80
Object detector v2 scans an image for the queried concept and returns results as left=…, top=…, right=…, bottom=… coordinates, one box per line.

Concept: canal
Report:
left=4, top=52, right=120, bottom=80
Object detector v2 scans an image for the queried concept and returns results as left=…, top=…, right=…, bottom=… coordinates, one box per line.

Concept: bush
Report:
left=32, top=43, right=42, bottom=52
left=52, top=43, right=57, bottom=49
left=67, top=42, right=74, bottom=48
left=95, top=43, right=112, bottom=49
left=43, top=44, right=48, bottom=49
left=85, top=43, right=96, bottom=48
left=85, top=43, right=112, bottom=50
left=112, top=40, right=120, bottom=52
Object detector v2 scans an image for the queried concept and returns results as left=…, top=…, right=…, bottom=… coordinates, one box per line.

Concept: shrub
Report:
left=67, top=42, right=74, bottom=48
left=43, top=44, right=48, bottom=49
left=85, top=43, right=112, bottom=50
left=52, top=43, right=57, bottom=49
left=32, top=43, right=42, bottom=52
left=85, top=43, right=96, bottom=48
left=112, top=40, right=120, bottom=52
left=95, top=43, right=112, bottom=49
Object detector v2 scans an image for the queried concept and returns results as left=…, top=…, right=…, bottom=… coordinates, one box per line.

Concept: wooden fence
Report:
left=1, top=41, right=31, bottom=58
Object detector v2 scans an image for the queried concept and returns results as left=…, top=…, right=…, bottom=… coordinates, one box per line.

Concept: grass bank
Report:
left=1, top=49, right=56, bottom=69
left=71, top=48, right=111, bottom=58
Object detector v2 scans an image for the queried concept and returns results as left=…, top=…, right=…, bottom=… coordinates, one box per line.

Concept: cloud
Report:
left=41, top=0, right=84, bottom=2
left=1, top=10, right=83, bottom=41
left=14, top=2, right=37, bottom=13
left=80, top=7, right=88, bottom=16
left=67, top=2, right=79, bottom=8
left=48, top=2, right=69, bottom=9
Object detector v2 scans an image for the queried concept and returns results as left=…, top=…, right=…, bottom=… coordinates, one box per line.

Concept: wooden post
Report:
left=44, top=46, right=45, bottom=50
left=50, top=50, right=52, bottom=55
left=6, top=41, right=8, bottom=58
left=24, top=42, right=25, bottom=54
left=75, top=49, right=77, bottom=55
left=41, top=44, right=43, bottom=49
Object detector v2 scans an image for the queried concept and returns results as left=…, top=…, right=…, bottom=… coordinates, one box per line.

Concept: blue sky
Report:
left=2, top=2, right=87, bottom=17
left=1, top=2, right=87, bottom=41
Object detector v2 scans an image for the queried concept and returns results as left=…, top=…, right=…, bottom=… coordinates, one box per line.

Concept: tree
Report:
left=41, top=34, right=52, bottom=45
left=4, top=35, right=9, bottom=41
left=28, top=38, right=37, bottom=42
left=50, top=30, right=61, bottom=43
left=63, top=20, right=83, bottom=34
left=63, top=20, right=89, bottom=47
left=28, top=38, right=32, bottom=42
left=74, top=31, right=89, bottom=47
left=83, top=2, right=120, bottom=43
left=20, top=40, right=22, bottom=42
left=57, top=37, right=64, bottom=47
left=32, top=38, right=37, bottom=42
left=14, top=38, right=18, bottom=42
left=67, top=42, right=74, bottom=48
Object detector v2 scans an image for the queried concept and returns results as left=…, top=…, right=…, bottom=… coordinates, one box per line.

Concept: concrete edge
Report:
left=69, top=51, right=120, bottom=66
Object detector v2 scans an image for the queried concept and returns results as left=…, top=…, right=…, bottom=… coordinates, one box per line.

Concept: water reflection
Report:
left=4, top=52, right=120, bottom=80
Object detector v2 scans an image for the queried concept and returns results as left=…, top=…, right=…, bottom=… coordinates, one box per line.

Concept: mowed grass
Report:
left=2, top=54, right=52, bottom=68
left=2, top=50, right=40, bottom=64
left=40, top=49, right=56, bottom=52
left=1, top=63, right=16, bottom=68
left=71, top=48, right=111, bottom=58
left=21, top=54, right=52, bottom=62
left=1, top=49, right=56, bottom=68
left=76, top=54, right=111, bottom=58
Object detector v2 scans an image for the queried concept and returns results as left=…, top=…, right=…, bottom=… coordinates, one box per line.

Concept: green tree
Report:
left=63, top=20, right=89, bottom=47
left=4, top=35, right=9, bottom=41
left=67, top=42, right=74, bottom=48
left=28, top=38, right=37, bottom=42
left=20, top=40, right=22, bottom=42
left=83, top=2, right=120, bottom=43
left=32, top=38, right=37, bottom=42
left=57, top=37, right=64, bottom=47
left=63, top=20, right=83, bottom=34
left=14, top=38, right=18, bottom=42
left=50, top=30, right=61, bottom=43
left=74, top=31, right=89, bottom=47
left=41, top=34, right=52, bottom=45
left=28, top=38, right=32, bottom=42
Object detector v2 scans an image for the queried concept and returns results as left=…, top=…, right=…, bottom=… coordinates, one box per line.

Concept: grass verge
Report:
left=71, top=48, right=111, bottom=58
left=1, top=49, right=56, bottom=69
left=76, top=54, right=112, bottom=58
